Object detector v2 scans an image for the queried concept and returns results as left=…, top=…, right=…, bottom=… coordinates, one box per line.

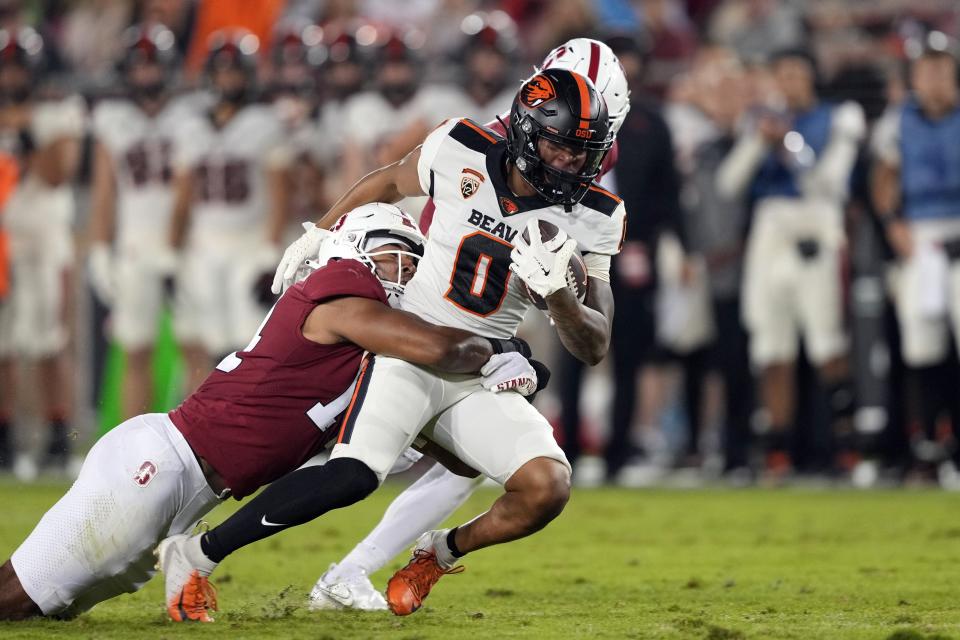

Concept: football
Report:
left=519, top=219, right=589, bottom=310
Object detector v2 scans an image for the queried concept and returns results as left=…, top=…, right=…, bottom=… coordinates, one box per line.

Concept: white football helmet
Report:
left=311, top=203, right=425, bottom=307
left=540, top=38, right=630, bottom=136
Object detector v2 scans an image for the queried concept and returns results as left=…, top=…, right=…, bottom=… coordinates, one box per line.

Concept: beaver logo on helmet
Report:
left=520, top=74, right=556, bottom=108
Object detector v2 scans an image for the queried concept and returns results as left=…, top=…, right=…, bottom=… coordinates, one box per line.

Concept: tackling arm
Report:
left=304, top=296, right=499, bottom=373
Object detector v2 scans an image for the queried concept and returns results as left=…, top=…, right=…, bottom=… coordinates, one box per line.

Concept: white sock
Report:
left=424, top=529, right=457, bottom=568
left=188, top=534, right=219, bottom=577
left=336, top=463, right=481, bottom=575
left=332, top=541, right=388, bottom=581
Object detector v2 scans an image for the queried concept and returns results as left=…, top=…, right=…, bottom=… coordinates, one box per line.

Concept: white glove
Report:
left=272, top=222, right=330, bottom=294
left=832, top=101, right=866, bottom=142
left=480, top=352, right=538, bottom=396
left=148, top=243, right=180, bottom=277
left=88, top=243, right=114, bottom=305
left=509, top=219, right=578, bottom=299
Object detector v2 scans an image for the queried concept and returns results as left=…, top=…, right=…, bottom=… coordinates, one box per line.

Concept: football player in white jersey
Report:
left=267, top=22, right=326, bottom=223
left=0, top=27, right=84, bottom=476
left=428, top=13, right=519, bottom=125
left=315, top=27, right=370, bottom=204
left=338, top=31, right=475, bottom=192
left=88, top=25, right=193, bottom=419
left=157, top=68, right=624, bottom=619
left=310, top=37, right=631, bottom=611
left=168, top=30, right=292, bottom=392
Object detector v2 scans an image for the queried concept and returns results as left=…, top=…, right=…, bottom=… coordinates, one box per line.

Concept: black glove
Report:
left=486, top=336, right=532, bottom=358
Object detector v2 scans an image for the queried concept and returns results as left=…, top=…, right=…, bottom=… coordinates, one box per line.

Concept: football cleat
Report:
left=155, top=532, right=219, bottom=622
left=386, top=531, right=464, bottom=616
left=308, top=563, right=388, bottom=611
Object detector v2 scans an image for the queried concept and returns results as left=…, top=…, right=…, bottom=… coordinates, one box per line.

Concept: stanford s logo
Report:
left=520, top=74, right=556, bottom=108
left=133, top=461, right=157, bottom=487
left=460, top=168, right=484, bottom=199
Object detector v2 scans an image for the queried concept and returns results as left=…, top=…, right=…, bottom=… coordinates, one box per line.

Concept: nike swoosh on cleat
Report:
left=318, top=584, right=353, bottom=607
left=260, top=516, right=286, bottom=527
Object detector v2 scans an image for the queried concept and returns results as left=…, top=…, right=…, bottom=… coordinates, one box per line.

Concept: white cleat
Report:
left=154, top=532, right=219, bottom=622
left=308, top=563, right=388, bottom=611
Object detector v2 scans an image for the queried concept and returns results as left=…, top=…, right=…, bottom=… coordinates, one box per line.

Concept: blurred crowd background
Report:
left=0, top=0, right=959, bottom=489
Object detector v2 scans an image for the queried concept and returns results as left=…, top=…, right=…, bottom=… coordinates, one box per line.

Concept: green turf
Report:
left=1, top=480, right=959, bottom=639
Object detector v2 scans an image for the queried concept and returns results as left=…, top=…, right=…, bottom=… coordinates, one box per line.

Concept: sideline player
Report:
left=716, top=48, right=864, bottom=477
left=168, top=30, right=290, bottom=392
left=157, top=67, right=624, bottom=619
left=0, top=203, right=540, bottom=621
left=870, top=42, right=960, bottom=477
left=0, top=27, right=85, bottom=477
left=310, top=38, right=631, bottom=611
left=88, top=25, right=191, bottom=419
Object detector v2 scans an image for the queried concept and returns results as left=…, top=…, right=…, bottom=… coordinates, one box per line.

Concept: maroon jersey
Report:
left=418, top=115, right=619, bottom=234
left=169, top=259, right=386, bottom=499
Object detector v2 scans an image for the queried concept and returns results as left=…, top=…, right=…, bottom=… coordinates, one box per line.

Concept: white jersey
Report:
left=341, top=84, right=473, bottom=149
left=405, top=118, right=626, bottom=338
left=173, top=104, right=291, bottom=239
left=3, top=95, right=85, bottom=232
left=418, top=85, right=516, bottom=129
left=92, top=96, right=195, bottom=252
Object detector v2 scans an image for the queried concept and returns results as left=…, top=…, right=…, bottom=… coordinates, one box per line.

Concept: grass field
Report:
left=1, top=479, right=960, bottom=639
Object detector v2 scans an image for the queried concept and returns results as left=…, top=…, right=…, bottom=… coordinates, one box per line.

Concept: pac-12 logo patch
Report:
left=460, top=168, right=484, bottom=199
left=520, top=74, right=556, bottom=108
left=133, top=461, right=157, bottom=487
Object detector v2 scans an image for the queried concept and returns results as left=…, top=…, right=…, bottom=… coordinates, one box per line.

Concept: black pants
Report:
left=558, top=287, right=657, bottom=476
left=710, top=297, right=754, bottom=469
left=606, top=289, right=658, bottom=477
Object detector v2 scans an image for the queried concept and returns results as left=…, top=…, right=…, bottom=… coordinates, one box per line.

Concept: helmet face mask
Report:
left=507, top=69, right=614, bottom=206
left=205, top=31, right=260, bottom=106
left=308, top=203, right=426, bottom=308
left=121, top=25, right=178, bottom=103
left=0, top=27, right=44, bottom=104
left=127, top=60, right=166, bottom=101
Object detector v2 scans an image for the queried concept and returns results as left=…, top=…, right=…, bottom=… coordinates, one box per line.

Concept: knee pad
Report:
left=324, top=457, right=379, bottom=503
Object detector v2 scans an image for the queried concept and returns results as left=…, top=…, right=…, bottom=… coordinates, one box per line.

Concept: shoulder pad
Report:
left=579, top=184, right=622, bottom=217
left=449, top=118, right=501, bottom=153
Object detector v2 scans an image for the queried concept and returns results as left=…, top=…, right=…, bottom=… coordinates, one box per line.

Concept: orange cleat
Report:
left=386, top=549, right=464, bottom=616
left=155, top=532, right=220, bottom=623
left=167, top=570, right=219, bottom=623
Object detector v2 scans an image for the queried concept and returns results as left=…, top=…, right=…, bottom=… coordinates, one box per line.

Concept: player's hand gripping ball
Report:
left=511, top=219, right=588, bottom=310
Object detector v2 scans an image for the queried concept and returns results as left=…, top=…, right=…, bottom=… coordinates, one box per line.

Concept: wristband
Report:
left=486, top=337, right=532, bottom=358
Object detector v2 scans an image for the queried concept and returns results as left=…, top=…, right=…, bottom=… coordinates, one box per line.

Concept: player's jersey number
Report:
left=445, top=230, right=513, bottom=317
left=124, top=140, right=172, bottom=187
left=195, top=159, right=250, bottom=204
left=215, top=305, right=351, bottom=432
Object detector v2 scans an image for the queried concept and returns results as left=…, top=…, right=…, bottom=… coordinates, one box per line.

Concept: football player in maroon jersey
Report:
left=0, top=204, right=542, bottom=621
